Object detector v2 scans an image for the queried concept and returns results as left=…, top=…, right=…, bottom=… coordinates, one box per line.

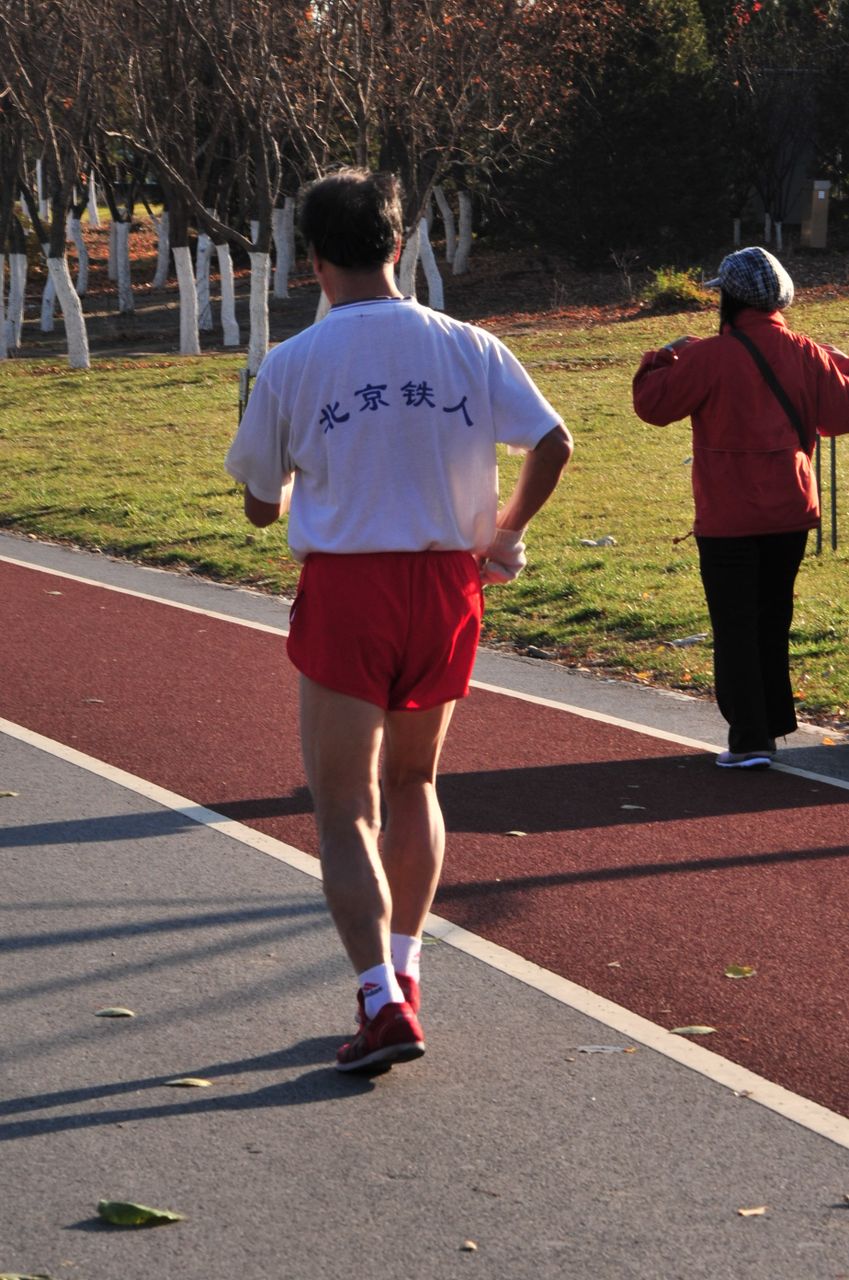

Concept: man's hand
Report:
left=480, top=527, right=527, bottom=586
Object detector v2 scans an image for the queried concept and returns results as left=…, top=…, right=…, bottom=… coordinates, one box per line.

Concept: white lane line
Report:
left=4, top=551, right=848, bottom=793
left=471, top=677, right=718, bottom=752
left=3, top=714, right=849, bottom=1152
left=0, top=553, right=289, bottom=637
left=471, top=679, right=849, bottom=793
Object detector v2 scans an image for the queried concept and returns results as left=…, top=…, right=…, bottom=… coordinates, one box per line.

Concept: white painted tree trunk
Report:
left=272, top=197, right=296, bottom=299
left=733, top=218, right=741, bottom=246
left=248, top=251, right=270, bottom=374
left=764, top=212, right=772, bottom=243
left=250, top=220, right=260, bottom=247
left=68, top=214, right=89, bottom=295
left=216, top=242, right=240, bottom=346
left=172, top=245, right=201, bottom=355
left=152, top=211, right=170, bottom=288
left=87, top=171, right=101, bottom=227
left=398, top=222, right=421, bottom=297
left=196, top=226, right=213, bottom=330
left=453, top=191, right=473, bottom=275
left=433, top=185, right=456, bottom=264
left=36, top=160, right=49, bottom=222
left=418, top=217, right=444, bottom=310
left=0, top=255, right=7, bottom=360
left=7, top=253, right=27, bottom=347
left=108, top=220, right=118, bottom=280
left=41, top=281, right=56, bottom=331
left=314, top=290, right=331, bottom=323
left=115, top=221, right=134, bottom=313
left=47, top=254, right=90, bottom=368
left=40, top=244, right=56, bottom=332
left=775, top=221, right=783, bottom=252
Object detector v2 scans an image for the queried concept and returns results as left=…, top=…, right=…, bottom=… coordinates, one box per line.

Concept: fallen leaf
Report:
left=164, top=1077, right=212, bottom=1088
left=97, top=1200, right=184, bottom=1227
left=607, top=960, right=621, bottom=968
left=504, top=830, right=526, bottom=837
left=460, top=1240, right=478, bottom=1252
left=666, top=633, right=708, bottom=647
left=737, top=1205, right=767, bottom=1217
left=44, top=590, right=62, bottom=595
left=633, top=670, right=652, bottom=681
left=822, top=736, right=837, bottom=746
left=0, top=790, right=19, bottom=798
left=0, top=1273, right=56, bottom=1279
left=724, top=964, right=756, bottom=979
left=620, top=804, right=646, bottom=810
left=577, top=1044, right=636, bottom=1054
left=669, top=1025, right=716, bottom=1036
left=95, top=1006, right=135, bottom=1018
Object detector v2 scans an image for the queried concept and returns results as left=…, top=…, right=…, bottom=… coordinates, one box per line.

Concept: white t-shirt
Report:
left=225, top=297, right=561, bottom=562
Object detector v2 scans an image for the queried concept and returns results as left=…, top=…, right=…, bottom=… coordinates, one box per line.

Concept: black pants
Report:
left=696, top=530, right=808, bottom=753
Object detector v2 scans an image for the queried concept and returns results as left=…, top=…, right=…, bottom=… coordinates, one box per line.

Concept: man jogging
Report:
left=226, top=168, right=572, bottom=1073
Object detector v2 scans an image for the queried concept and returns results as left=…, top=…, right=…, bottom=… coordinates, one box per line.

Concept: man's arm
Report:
left=244, top=486, right=284, bottom=527
left=479, top=424, right=572, bottom=585
left=496, top=424, right=573, bottom=531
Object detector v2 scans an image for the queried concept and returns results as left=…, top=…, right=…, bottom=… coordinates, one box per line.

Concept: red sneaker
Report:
left=336, top=1001, right=425, bottom=1074
left=397, top=972, right=420, bottom=1015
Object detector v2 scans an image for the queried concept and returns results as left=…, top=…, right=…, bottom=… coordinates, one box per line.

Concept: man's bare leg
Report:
left=380, top=701, right=456, bottom=938
left=298, top=675, right=390, bottom=974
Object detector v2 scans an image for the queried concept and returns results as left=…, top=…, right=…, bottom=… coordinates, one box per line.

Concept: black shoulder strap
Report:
left=729, top=327, right=808, bottom=451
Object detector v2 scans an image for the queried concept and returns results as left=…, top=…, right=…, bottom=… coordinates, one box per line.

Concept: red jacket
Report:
left=632, top=308, right=849, bottom=537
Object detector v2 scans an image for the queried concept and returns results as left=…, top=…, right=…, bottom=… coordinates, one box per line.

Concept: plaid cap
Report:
left=705, top=246, right=794, bottom=311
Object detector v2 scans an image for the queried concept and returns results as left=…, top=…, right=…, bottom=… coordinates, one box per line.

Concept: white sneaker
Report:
left=716, top=750, right=772, bottom=769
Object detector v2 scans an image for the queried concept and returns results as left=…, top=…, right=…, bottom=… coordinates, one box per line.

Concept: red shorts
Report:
left=286, top=551, right=484, bottom=711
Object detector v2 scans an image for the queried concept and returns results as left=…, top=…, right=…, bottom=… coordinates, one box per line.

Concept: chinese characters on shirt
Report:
left=321, top=381, right=474, bottom=432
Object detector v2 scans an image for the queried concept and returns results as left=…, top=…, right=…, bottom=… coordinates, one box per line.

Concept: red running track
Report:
left=2, top=559, right=848, bottom=1116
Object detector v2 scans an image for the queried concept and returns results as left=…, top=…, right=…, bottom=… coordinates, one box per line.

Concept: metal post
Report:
left=236, top=368, right=250, bottom=422
left=831, top=435, right=838, bottom=550
left=815, top=437, right=822, bottom=554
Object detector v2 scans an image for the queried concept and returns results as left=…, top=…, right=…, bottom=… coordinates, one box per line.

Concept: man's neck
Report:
left=319, top=260, right=404, bottom=307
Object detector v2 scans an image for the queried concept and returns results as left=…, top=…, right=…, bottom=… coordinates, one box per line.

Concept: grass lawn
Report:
left=2, top=300, right=848, bottom=723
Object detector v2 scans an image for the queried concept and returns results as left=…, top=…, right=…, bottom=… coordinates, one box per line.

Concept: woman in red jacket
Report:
left=633, top=246, right=849, bottom=768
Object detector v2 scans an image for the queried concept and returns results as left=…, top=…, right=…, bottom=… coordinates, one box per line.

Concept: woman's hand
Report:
left=662, top=335, right=701, bottom=353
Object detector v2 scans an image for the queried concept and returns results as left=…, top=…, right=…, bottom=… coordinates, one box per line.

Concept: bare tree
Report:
left=0, top=0, right=95, bottom=367
left=0, top=92, right=26, bottom=355
left=98, top=0, right=306, bottom=368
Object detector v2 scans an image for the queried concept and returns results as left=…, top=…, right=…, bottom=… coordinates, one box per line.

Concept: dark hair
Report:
left=719, top=288, right=748, bottom=332
left=298, top=168, right=403, bottom=270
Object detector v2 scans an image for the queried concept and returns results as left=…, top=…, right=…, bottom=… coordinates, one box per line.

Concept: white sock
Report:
left=390, top=933, right=422, bottom=983
left=359, top=962, right=404, bottom=1021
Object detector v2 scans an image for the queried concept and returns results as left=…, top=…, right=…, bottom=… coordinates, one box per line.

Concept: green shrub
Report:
left=641, top=267, right=712, bottom=312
